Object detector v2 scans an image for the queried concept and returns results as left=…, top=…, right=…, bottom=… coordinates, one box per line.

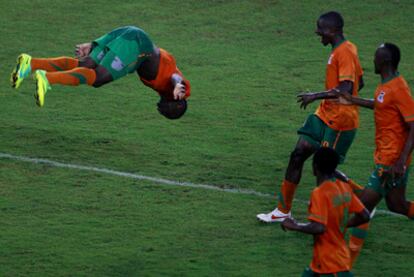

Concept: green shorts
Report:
left=366, top=164, right=410, bottom=197
left=89, top=26, right=155, bottom=80
left=298, top=114, right=356, bottom=163
left=302, top=267, right=353, bottom=277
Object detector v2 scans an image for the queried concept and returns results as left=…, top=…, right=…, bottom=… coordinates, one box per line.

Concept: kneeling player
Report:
left=11, top=26, right=190, bottom=119
left=281, top=147, right=370, bottom=276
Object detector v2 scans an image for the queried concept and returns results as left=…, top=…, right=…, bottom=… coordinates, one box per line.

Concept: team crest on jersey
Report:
left=327, top=54, right=334, bottom=65
left=377, top=91, right=386, bottom=103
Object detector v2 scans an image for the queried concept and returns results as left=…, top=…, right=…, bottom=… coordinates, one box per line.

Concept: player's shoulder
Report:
left=395, top=75, right=410, bottom=88
left=335, top=40, right=358, bottom=56
left=386, top=75, right=411, bottom=95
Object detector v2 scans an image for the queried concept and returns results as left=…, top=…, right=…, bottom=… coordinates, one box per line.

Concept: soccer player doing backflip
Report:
left=11, top=26, right=191, bottom=119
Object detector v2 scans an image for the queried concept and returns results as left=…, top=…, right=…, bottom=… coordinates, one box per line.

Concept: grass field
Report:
left=1, top=0, right=414, bottom=276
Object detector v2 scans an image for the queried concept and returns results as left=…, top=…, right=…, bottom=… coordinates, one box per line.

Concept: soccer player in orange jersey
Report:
left=257, top=11, right=364, bottom=222
left=339, top=43, right=414, bottom=265
left=281, top=147, right=370, bottom=276
left=10, top=26, right=190, bottom=119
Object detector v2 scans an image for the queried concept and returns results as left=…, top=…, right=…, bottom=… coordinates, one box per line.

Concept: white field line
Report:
left=0, top=152, right=402, bottom=218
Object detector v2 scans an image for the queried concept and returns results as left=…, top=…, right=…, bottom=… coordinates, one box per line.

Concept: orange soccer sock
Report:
left=407, top=202, right=414, bottom=219
left=277, top=179, right=297, bottom=214
left=349, top=222, right=370, bottom=267
left=31, top=57, right=79, bottom=72
left=46, top=67, right=96, bottom=86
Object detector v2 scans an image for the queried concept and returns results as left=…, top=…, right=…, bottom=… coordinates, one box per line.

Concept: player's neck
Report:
left=331, top=35, right=345, bottom=49
left=316, top=174, right=335, bottom=186
left=380, top=67, right=399, bottom=83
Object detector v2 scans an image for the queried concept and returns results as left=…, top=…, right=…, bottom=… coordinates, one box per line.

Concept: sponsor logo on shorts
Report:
left=97, top=51, right=105, bottom=61
left=111, top=57, right=125, bottom=71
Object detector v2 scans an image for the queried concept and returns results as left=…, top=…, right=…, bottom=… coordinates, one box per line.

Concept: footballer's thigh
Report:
left=322, top=127, right=356, bottom=164
left=92, top=65, right=114, bottom=87
left=94, top=50, right=129, bottom=86
left=385, top=168, right=411, bottom=214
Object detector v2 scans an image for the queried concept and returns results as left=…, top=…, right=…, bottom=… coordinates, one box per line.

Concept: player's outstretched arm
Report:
left=297, top=80, right=353, bottom=109
left=338, top=92, right=375, bottom=109
left=347, top=208, right=370, bottom=228
left=281, top=218, right=325, bottom=235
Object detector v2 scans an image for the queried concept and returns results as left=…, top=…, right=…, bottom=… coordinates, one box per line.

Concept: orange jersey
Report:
left=140, top=48, right=191, bottom=100
left=315, top=40, right=363, bottom=131
left=308, top=179, right=365, bottom=274
left=374, top=75, right=414, bottom=166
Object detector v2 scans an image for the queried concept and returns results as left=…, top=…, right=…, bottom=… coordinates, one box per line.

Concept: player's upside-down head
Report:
left=157, top=97, right=188, bottom=120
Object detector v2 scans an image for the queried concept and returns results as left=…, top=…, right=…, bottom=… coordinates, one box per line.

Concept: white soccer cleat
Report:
left=257, top=207, right=291, bottom=223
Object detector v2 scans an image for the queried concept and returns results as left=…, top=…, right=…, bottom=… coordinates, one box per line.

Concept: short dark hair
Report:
left=380, top=42, right=401, bottom=69
left=157, top=98, right=187, bottom=120
left=313, top=147, right=340, bottom=175
left=319, top=11, right=344, bottom=32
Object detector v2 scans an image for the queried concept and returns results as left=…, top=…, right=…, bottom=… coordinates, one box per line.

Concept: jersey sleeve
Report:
left=348, top=191, right=365, bottom=214
left=307, top=189, right=328, bottom=225
left=394, top=87, right=414, bottom=122
left=182, top=77, right=191, bottom=98
left=336, top=50, right=356, bottom=83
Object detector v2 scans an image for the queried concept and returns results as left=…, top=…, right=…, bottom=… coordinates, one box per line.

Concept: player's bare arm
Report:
left=297, top=80, right=353, bottom=109
left=346, top=208, right=370, bottom=228
left=358, top=76, right=364, bottom=91
left=281, top=218, right=325, bottom=235
left=390, top=122, right=414, bottom=178
left=171, top=73, right=186, bottom=100
left=338, top=93, right=375, bottom=109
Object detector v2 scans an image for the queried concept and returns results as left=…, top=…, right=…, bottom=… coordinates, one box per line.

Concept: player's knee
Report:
left=386, top=201, right=407, bottom=215
left=78, top=57, right=97, bottom=68
left=92, top=66, right=113, bottom=87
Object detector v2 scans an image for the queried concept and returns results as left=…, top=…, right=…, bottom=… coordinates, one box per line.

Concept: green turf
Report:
left=1, top=0, right=414, bottom=276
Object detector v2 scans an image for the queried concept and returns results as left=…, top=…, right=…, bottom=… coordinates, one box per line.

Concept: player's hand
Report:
left=173, top=83, right=186, bottom=100
left=389, top=158, right=406, bottom=181
left=75, top=43, right=92, bottom=58
left=297, top=92, right=317, bottom=109
left=337, top=91, right=353, bottom=105
left=281, top=218, right=298, bottom=231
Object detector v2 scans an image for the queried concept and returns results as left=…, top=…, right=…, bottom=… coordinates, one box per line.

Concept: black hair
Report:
left=380, top=42, right=401, bottom=69
left=313, top=147, right=340, bottom=175
left=157, top=98, right=187, bottom=120
left=319, top=11, right=344, bottom=32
